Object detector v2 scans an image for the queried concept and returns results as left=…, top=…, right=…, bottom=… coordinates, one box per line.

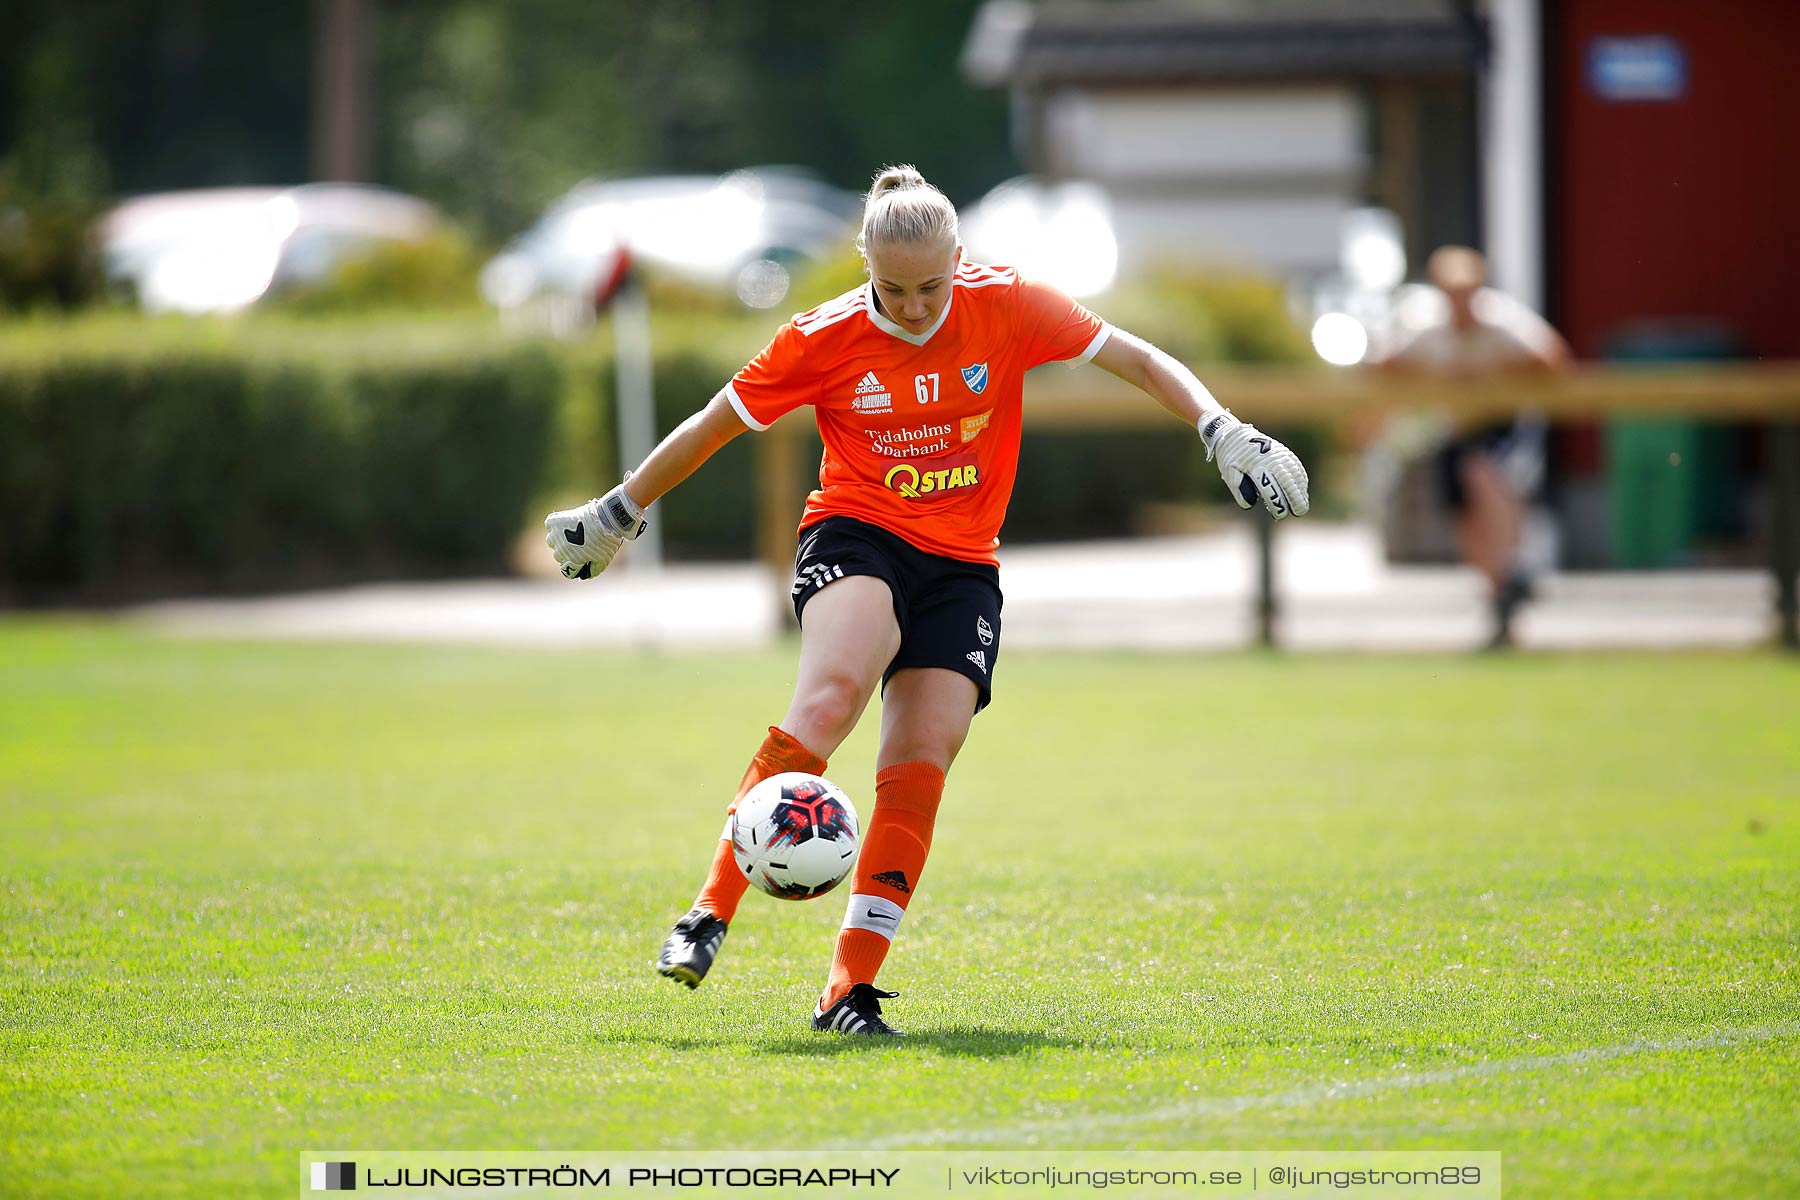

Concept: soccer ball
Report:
left=731, top=772, right=860, bottom=900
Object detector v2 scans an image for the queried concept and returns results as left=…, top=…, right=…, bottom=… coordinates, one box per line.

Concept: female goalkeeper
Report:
left=545, top=165, right=1309, bottom=1036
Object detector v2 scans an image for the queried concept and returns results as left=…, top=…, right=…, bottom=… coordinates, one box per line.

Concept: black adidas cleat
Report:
left=656, top=908, right=727, bottom=989
left=812, top=984, right=904, bottom=1037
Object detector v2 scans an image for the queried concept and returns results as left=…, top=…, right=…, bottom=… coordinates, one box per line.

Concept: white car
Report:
left=481, top=168, right=860, bottom=321
left=961, top=176, right=1119, bottom=299
left=100, top=184, right=442, bottom=314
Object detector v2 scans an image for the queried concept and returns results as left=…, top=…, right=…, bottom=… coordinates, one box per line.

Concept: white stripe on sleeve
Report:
left=723, top=382, right=770, bottom=432
left=1070, top=322, right=1114, bottom=367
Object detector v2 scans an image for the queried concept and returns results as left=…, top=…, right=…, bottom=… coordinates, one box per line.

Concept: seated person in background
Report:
left=1375, top=246, right=1572, bottom=649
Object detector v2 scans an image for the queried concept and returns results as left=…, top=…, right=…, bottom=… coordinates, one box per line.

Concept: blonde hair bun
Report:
left=870, top=165, right=928, bottom=197
left=858, top=164, right=958, bottom=255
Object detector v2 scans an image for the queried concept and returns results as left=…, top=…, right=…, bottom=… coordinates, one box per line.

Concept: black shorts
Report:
left=791, top=516, right=1003, bottom=713
left=1437, top=420, right=1543, bottom=512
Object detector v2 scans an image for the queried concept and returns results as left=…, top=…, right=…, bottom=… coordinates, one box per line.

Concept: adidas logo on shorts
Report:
left=852, top=371, right=892, bottom=413
left=793, top=562, right=845, bottom=596
left=965, top=650, right=987, bottom=673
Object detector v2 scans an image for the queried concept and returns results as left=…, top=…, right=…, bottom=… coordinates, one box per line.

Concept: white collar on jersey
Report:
left=863, top=279, right=956, bottom=347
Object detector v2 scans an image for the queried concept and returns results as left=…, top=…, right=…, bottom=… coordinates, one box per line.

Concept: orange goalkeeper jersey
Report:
left=725, top=262, right=1111, bottom=565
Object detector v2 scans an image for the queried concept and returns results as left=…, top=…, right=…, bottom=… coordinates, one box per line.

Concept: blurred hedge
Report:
left=272, top=230, right=487, bottom=315
left=0, top=268, right=1321, bottom=599
left=537, top=337, right=760, bottom=562
left=0, top=198, right=105, bottom=312
left=0, top=318, right=560, bottom=602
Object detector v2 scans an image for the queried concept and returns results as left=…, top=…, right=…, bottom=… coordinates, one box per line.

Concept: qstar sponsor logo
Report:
left=884, top=452, right=980, bottom=499
left=867, top=422, right=953, bottom=458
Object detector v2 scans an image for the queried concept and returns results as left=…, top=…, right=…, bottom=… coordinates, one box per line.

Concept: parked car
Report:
left=100, top=184, right=442, bottom=314
left=961, top=176, right=1119, bottom=299
left=480, top=168, right=860, bottom=323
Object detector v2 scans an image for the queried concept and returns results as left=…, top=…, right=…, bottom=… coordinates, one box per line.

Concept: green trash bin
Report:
left=1604, top=326, right=1740, bottom=568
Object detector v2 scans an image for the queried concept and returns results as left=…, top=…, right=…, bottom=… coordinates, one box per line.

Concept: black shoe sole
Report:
left=810, top=1011, right=903, bottom=1036
left=658, top=962, right=703, bottom=989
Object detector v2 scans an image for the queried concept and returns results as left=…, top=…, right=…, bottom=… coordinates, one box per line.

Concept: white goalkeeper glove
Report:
left=544, top=481, right=646, bottom=580
left=1199, top=410, right=1311, bottom=520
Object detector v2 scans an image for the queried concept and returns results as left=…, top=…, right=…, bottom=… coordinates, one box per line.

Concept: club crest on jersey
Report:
left=960, top=362, right=989, bottom=395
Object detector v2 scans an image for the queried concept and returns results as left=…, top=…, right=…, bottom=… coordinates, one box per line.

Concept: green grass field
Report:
left=3, top=622, right=1796, bottom=1198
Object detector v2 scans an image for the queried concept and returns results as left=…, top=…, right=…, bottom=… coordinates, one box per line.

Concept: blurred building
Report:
left=1542, top=0, right=1797, bottom=566
left=963, top=0, right=1484, bottom=281
left=967, top=0, right=1800, bottom=569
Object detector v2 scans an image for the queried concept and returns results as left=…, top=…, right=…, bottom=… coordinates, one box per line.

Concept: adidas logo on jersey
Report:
left=965, top=650, right=988, bottom=673
left=852, top=371, right=893, bottom=413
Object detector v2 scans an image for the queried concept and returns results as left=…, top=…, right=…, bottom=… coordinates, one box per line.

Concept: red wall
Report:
left=1552, top=1, right=1800, bottom=359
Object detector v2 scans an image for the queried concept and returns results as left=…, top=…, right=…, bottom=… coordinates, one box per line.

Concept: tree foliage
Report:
left=0, top=0, right=1015, bottom=244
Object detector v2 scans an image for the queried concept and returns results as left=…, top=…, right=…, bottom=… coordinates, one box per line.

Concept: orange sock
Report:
left=692, top=726, right=827, bottom=924
left=822, top=760, right=945, bottom=1008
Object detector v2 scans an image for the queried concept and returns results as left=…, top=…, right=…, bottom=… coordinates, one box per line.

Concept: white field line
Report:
left=862, top=1022, right=1800, bottom=1149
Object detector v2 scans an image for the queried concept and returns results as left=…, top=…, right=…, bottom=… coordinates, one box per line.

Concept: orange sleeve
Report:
left=725, top=322, right=818, bottom=431
left=1016, top=276, right=1110, bottom=370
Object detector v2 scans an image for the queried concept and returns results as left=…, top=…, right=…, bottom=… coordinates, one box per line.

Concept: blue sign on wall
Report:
left=1588, top=36, right=1687, bottom=102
